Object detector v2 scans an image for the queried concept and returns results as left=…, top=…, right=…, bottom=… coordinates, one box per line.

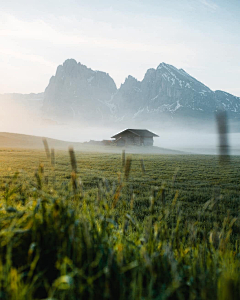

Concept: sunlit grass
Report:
left=0, top=148, right=240, bottom=299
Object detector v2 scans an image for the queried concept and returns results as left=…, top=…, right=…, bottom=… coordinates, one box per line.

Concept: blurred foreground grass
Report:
left=0, top=148, right=240, bottom=299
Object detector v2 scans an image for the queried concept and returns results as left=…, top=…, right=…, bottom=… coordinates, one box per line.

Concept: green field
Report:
left=0, top=148, right=240, bottom=299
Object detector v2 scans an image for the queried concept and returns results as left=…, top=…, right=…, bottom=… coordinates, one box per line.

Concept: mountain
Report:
left=0, top=93, right=43, bottom=114
left=0, top=93, right=44, bottom=130
left=0, top=93, right=44, bottom=101
left=42, top=59, right=117, bottom=124
left=7, top=59, right=238, bottom=130
left=111, top=63, right=240, bottom=128
left=41, top=59, right=240, bottom=129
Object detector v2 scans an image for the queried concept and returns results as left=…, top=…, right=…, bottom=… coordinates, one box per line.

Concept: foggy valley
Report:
left=1, top=1, right=240, bottom=299
left=0, top=59, right=240, bottom=155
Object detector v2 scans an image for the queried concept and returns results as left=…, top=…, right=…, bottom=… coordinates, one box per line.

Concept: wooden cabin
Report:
left=111, top=129, right=159, bottom=147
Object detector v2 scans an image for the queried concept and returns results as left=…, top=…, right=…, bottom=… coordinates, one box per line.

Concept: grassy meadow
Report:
left=0, top=146, right=240, bottom=299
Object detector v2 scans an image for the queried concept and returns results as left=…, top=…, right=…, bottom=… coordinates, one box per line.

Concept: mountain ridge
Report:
left=110, top=61, right=240, bottom=127
left=42, top=59, right=117, bottom=122
left=1, top=59, right=240, bottom=129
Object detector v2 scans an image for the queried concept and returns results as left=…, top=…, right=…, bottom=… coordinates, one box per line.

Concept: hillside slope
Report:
left=0, top=132, right=184, bottom=154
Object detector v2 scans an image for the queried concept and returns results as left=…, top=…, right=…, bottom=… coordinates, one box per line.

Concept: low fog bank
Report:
left=154, top=131, right=240, bottom=155
left=1, top=100, right=240, bottom=155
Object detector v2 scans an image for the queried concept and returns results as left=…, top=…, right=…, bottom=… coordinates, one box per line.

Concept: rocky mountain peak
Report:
left=63, top=58, right=78, bottom=67
left=121, top=75, right=140, bottom=89
left=60, top=59, right=79, bottom=76
left=42, top=59, right=117, bottom=123
left=41, top=59, right=240, bottom=128
left=157, top=62, right=169, bottom=69
left=110, top=61, right=240, bottom=126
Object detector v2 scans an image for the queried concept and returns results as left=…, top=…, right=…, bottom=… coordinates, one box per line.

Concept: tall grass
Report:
left=0, top=147, right=240, bottom=299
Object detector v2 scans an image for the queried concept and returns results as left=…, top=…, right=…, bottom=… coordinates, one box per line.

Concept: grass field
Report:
left=0, top=147, right=240, bottom=299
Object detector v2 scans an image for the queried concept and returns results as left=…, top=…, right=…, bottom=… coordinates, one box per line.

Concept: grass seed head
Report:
left=69, top=147, right=77, bottom=172
left=140, top=159, right=146, bottom=174
left=42, top=138, right=50, bottom=159
left=51, top=148, right=55, bottom=167
left=122, top=149, right=126, bottom=167
left=124, top=156, right=132, bottom=180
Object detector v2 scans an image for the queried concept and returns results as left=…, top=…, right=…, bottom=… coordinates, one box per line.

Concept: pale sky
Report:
left=0, top=0, right=240, bottom=96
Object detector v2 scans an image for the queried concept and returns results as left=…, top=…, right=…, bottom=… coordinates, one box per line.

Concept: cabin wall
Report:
left=143, top=137, right=153, bottom=146
left=117, top=132, right=140, bottom=146
left=115, top=132, right=154, bottom=146
left=116, top=139, right=125, bottom=146
left=133, top=136, right=141, bottom=145
left=125, top=135, right=134, bottom=145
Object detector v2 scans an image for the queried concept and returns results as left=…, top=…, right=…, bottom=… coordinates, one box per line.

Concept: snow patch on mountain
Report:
left=40, top=59, right=240, bottom=127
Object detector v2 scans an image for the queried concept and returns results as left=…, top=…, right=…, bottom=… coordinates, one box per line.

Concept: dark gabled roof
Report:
left=111, top=129, right=159, bottom=139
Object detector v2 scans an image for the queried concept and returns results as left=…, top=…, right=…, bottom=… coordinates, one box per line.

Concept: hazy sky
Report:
left=0, top=0, right=239, bottom=96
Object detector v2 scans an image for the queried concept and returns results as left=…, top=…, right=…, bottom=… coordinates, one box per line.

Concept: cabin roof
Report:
left=111, top=129, right=159, bottom=138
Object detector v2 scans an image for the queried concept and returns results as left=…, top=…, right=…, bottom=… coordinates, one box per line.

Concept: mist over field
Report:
left=1, top=55, right=240, bottom=156
left=1, top=96, right=240, bottom=155
left=2, top=63, right=240, bottom=156
left=1, top=2, right=240, bottom=299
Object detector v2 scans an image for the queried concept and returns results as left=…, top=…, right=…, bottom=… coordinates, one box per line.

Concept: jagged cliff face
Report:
left=111, top=63, right=240, bottom=125
left=42, top=59, right=117, bottom=123
left=42, top=59, right=240, bottom=128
